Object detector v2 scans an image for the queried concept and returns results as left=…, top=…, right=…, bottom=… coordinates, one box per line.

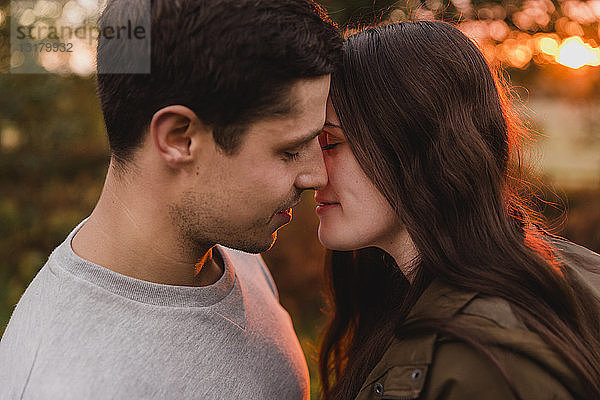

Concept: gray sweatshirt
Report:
left=0, top=220, right=309, bottom=399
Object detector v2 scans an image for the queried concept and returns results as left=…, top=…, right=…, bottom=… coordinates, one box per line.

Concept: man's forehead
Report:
left=244, top=75, right=330, bottom=146
left=267, top=75, right=328, bottom=115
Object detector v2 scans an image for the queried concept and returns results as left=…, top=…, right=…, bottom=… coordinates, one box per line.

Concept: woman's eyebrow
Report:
left=324, top=121, right=342, bottom=129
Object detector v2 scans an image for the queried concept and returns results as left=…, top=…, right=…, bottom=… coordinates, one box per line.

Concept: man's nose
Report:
left=294, top=138, right=328, bottom=191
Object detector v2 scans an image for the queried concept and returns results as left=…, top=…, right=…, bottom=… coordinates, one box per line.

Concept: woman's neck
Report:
left=377, top=228, right=419, bottom=283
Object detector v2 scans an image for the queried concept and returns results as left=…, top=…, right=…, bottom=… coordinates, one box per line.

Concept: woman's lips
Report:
left=316, top=202, right=340, bottom=215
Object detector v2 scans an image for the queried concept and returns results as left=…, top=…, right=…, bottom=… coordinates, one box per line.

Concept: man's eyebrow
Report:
left=281, top=127, right=324, bottom=150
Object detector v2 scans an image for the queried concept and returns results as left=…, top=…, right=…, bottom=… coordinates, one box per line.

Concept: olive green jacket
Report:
left=355, top=237, right=600, bottom=400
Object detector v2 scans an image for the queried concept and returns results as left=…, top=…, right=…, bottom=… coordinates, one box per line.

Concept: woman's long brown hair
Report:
left=319, top=21, right=600, bottom=400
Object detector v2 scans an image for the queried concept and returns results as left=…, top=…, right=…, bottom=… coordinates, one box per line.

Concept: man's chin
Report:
left=258, top=231, right=278, bottom=253
left=266, top=231, right=278, bottom=250
left=222, top=232, right=278, bottom=254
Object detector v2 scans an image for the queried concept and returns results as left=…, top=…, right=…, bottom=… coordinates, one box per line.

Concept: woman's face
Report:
left=315, top=99, right=404, bottom=251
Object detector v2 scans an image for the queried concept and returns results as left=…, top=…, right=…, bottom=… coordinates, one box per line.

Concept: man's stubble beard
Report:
left=168, top=191, right=278, bottom=256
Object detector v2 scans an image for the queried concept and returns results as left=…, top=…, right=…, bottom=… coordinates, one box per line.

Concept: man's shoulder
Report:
left=216, top=245, right=279, bottom=300
left=2, top=261, right=61, bottom=325
left=0, top=262, right=61, bottom=396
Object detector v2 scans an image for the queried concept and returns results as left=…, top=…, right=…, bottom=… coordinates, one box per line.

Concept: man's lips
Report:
left=273, top=208, right=293, bottom=223
left=274, top=200, right=300, bottom=215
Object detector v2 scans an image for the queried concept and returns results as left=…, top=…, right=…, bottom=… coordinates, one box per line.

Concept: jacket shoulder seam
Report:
left=459, top=296, right=527, bottom=331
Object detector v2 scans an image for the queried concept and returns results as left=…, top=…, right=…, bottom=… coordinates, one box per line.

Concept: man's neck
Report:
left=71, top=178, right=223, bottom=287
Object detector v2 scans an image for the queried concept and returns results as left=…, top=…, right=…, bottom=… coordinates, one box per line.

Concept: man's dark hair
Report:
left=96, top=0, right=342, bottom=165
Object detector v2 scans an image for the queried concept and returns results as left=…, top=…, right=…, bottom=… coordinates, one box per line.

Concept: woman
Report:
left=316, top=21, right=600, bottom=400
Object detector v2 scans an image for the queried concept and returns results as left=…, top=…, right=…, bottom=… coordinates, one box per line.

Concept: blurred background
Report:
left=1, top=0, right=599, bottom=397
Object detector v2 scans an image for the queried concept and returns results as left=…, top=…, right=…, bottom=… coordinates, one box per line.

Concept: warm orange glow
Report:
left=539, top=37, right=559, bottom=56
left=459, top=18, right=600, bottom=70
left=498, top=37, right=533, bottom=68
left=556, top=36, right=600, bottom=69
left=479, top=31, right=600, bottom=69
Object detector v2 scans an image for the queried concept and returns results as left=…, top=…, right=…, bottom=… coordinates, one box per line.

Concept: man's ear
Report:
left=150, top=105, right=212, bottom=168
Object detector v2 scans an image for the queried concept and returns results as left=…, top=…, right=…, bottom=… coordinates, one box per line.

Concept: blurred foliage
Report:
left=0, top=73, right=108, bottom=332
left=0, top=1, right=599, bottom=399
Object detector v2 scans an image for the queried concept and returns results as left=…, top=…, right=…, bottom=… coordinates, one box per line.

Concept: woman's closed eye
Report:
left=319, top=133, right=341, bottom=151
left=321, top=143, right=339, bottom=151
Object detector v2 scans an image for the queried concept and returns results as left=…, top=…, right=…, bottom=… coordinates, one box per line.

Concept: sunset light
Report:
left=9, top=0, right=600, bottom=74
left=555, top=36, right=600, bottom=69
left=1, top=2, right=600, bottom=397
left=462, top=22, right=600, bottom=70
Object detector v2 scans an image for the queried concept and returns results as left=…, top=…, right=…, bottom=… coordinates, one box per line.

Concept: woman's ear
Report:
left=150, top=105, right=212, bottom=168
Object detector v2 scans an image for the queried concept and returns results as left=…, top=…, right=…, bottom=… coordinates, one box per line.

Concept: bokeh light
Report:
left=381, top=0, right=600, bottom=71
left=556, top=36, right=600, bottom=68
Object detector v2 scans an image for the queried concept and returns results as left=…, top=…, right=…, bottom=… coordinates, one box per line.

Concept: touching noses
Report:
left=294, top=137, right=328, bottom=191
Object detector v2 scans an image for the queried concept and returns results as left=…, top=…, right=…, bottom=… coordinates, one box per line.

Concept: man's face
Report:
left=171, top=75, right=330, bottom=253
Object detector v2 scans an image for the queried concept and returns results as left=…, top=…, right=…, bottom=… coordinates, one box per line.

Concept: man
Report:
left=0, top=0, right=341, bottom=398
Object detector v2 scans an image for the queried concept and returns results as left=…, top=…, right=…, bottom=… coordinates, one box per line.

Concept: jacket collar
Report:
left=357, top=269, right=592, bottom=400
left=357, top=279, right=478, bottom=396
left=405, top=278, right=479, bottom=322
